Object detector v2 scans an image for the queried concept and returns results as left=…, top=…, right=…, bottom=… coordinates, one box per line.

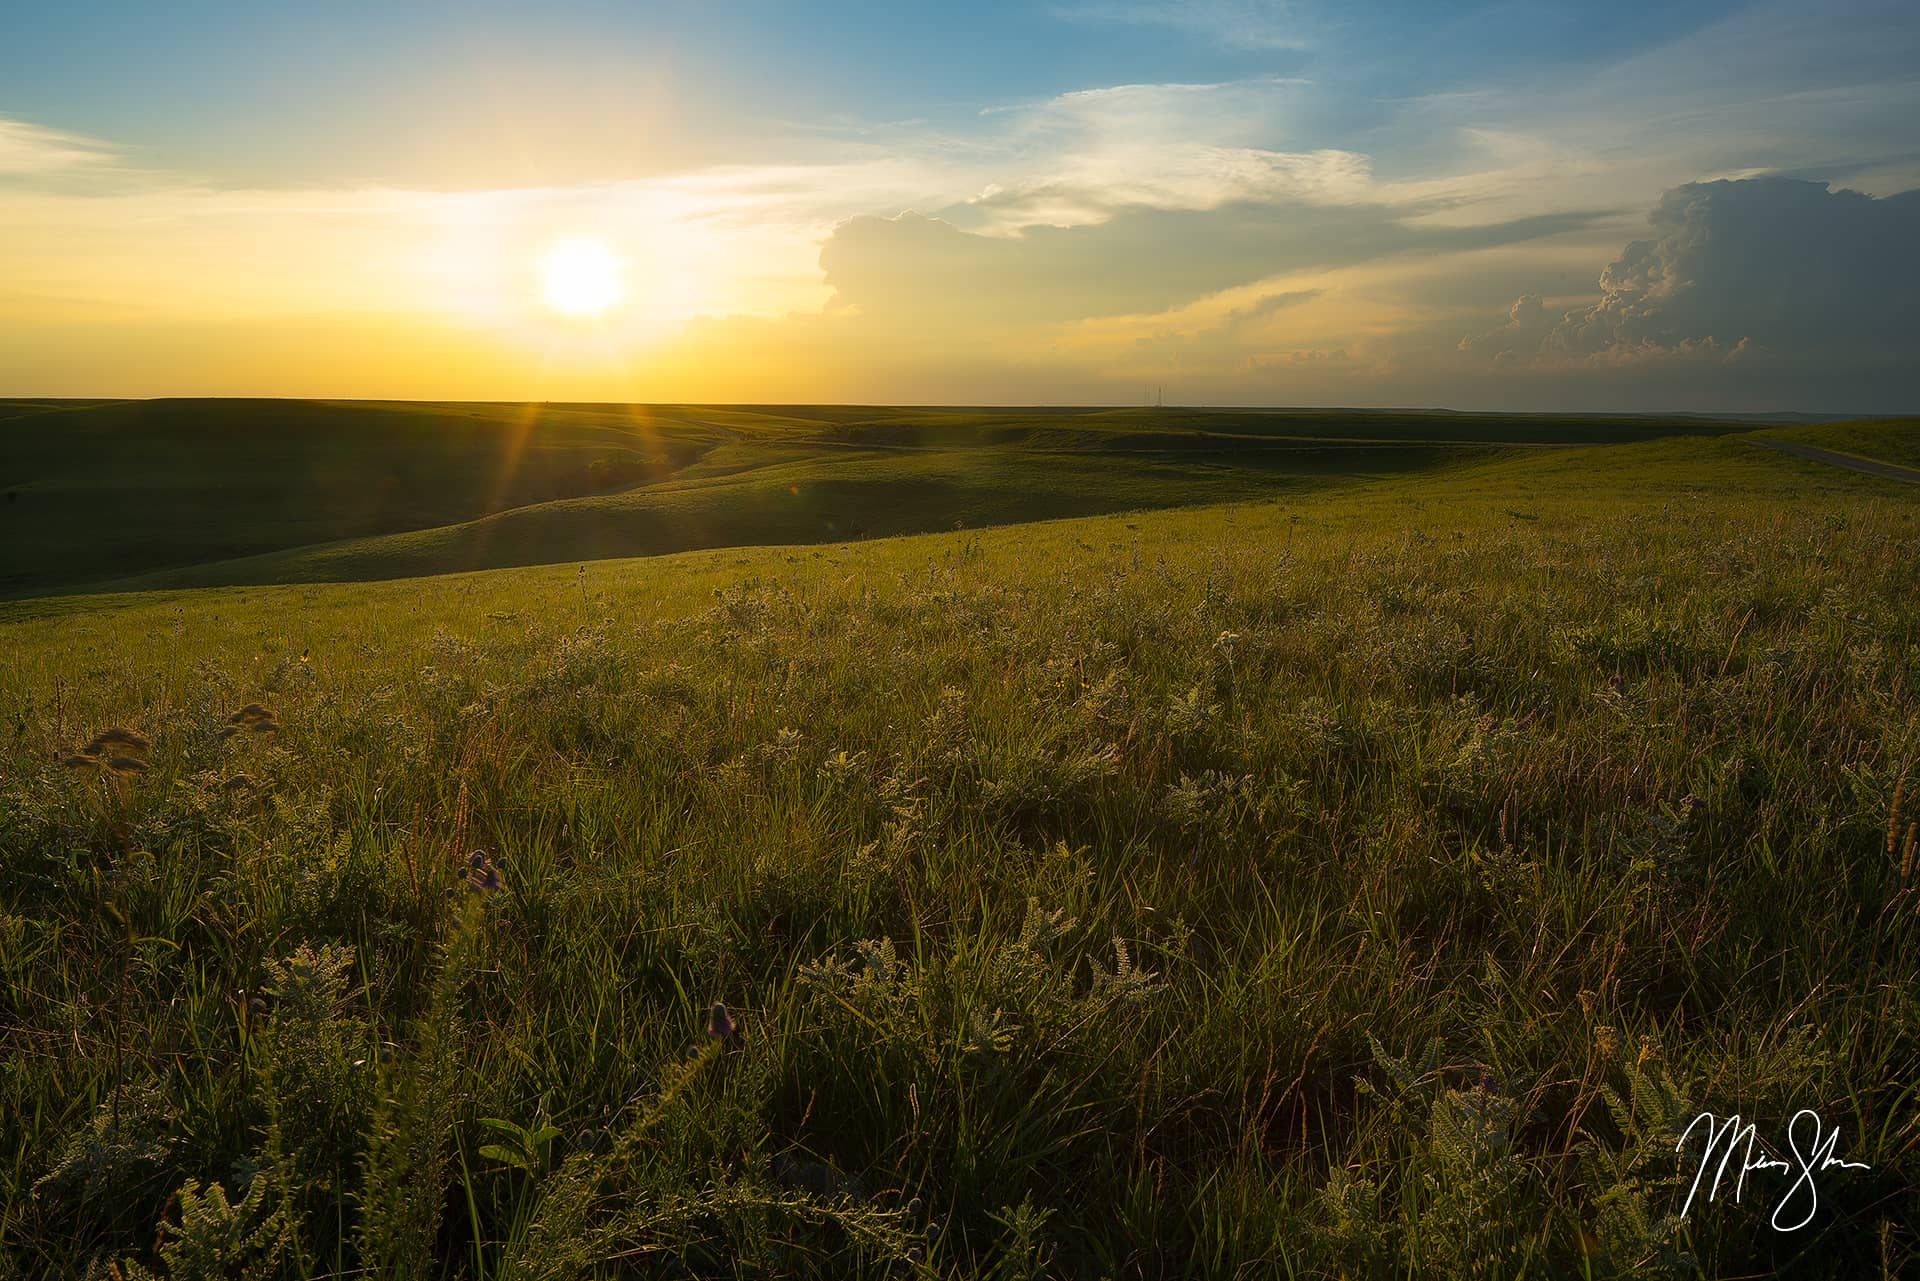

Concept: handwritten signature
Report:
left=1676, top=1110, right=1872, bottom=1231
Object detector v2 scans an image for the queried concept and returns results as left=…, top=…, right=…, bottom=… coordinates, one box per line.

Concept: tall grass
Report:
left=1, top=437, right=1916, bottom=1277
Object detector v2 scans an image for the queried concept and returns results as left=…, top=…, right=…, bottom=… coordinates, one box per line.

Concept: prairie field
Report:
left=1, top=411, right=1918, bottom=1278
left=0, top=400, right=1756, bottom=600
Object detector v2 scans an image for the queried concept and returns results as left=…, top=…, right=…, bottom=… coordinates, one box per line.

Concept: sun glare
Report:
left=540, top=237, right=624, bottom=316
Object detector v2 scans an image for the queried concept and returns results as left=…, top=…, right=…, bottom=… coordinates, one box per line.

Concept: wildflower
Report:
left=706, top=1001, right=735, bottom=1041
left=463, top=850, right=503, bottom=894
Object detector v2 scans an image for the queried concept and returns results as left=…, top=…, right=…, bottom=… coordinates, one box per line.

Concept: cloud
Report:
left=822, top=203, right=1604, bottom=327
left=1464, top=178, right=1920, bottom=372
left=1457, top=293, right=1557, bottom=364
left=0, top=119, right=122, bottom=178
left=1117, top=287, right=1332, bottom=374
left=1232, top=288, right=1324, bottom=321
left=961, top=80, right=1366, bottom=229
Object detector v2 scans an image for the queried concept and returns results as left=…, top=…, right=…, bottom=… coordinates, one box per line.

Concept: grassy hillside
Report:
left=1756, top=417, right=1920, bottom=472
left=2, top=435, right=1916, bottom=1278
left=105, top=443, right=1475, bottom=592
left=1, top=400, right=1770, bottom=599
left=0, top=400, right=735, bottom=596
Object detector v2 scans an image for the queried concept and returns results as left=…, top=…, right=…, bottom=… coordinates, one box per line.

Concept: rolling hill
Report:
left=2, top=399, right=1795, bottom=599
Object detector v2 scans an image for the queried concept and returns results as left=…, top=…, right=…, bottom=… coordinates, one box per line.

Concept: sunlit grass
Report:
left=0, top=435, right=1916, bottom=1277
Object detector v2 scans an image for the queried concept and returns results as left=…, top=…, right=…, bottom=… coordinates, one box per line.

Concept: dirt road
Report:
left=1748, top=438, right=1920, bottom=484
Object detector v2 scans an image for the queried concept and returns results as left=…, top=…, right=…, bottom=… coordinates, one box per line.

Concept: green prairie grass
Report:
left=0, top=400, right=1767, bottom=599
left=0, top=433, right=1916, bottom=1278
left=1757, top=419, right=1920, bottom=473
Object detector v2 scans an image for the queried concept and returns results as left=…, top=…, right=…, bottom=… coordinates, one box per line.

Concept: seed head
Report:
left=60, top=754, right=99, bottom=771
left=106, top=756, right=149, bottom=774
left=228, top=704, right=273, bottom=725
left=706, top=1001, right=735, bottom=1041
left=89, top=727, right=150, bottom=754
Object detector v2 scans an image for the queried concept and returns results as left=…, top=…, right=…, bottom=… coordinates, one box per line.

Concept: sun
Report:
left=539, top=237, right=624, bottom=317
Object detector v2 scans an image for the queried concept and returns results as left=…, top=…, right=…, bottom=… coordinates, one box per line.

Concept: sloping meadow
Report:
left=2, top=439, right=1917, bottom=1278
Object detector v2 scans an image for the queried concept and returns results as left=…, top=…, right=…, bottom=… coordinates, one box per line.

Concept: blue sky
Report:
left=1, top=0, right=1916, bottom=407
left=0, top=0, right=1816, bottom=183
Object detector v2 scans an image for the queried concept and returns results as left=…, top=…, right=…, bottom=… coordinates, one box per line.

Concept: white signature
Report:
left=1676, top=1110, right=1872, bottom=1231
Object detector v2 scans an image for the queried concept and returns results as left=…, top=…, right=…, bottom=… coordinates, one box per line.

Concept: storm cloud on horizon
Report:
left=1460, top=178, right=1920, bottom=404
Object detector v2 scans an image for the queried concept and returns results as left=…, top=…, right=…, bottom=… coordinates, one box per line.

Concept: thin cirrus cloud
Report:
left=819, top=201, right=1607, bottom=326
left=0, top=119, right=123, bottom=178
left=965, top=81, right=1370, bottom=229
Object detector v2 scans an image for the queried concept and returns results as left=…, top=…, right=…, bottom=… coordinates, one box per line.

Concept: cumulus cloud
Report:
left=1456, top=293, right=1554, bottom=363
left=1464, top=178, right=1920, bottom=370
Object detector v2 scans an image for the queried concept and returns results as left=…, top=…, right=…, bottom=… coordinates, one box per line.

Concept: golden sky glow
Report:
left=1, top=1, right=1916, bottom=410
